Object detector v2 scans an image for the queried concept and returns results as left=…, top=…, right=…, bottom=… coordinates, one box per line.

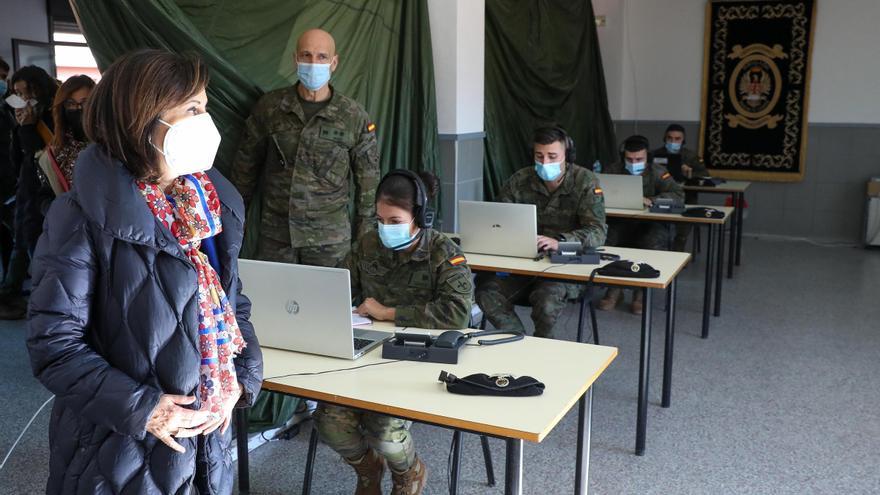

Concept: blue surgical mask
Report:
left=665, top=141, right=682, bottom=154
left=626, top=161, right=646, bottom=175
left=534, top=161, right=563, bottom=181
left=297, top=62, right=332, bottom=91
left=0, top=80, right=7, bottom=96
left=378, top=220, right=418, bottom=250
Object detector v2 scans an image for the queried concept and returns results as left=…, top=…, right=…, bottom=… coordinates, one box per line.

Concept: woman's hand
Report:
left=146, top=394, right=212, bottom=453
left=356, top=297, right=395, bottom=321
left=200, top=382, right=243, bottom=436
left=15, top=105, right=38, bottom=126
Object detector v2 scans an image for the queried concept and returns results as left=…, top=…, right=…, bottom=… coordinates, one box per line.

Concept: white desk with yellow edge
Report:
left=240, top=322, right=617, bottom=495
left=465, top=247, right=690, bottom=456
left=605, top=205, right=735, bottom=338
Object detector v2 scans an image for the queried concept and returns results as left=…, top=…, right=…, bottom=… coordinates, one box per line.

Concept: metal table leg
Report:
left=480, top=435, right=497, bottom=487
left=302, top=428, right=319, bottom=495
left=235, top=408, right=250, bottom=494
left=635, top=287, right=652, bottom=456
left=450, top=431, right=463, bottom=495
left=701, top=224, right=715, bottom=339
left=505, top=439, right=523, bottom=495
left=714, top=217, right=725, bottom=317
left=735, top=192, right=745, bottom=266
left=727, top=193, right=737, bottom=279
left=662, top=278, right=677, bottom=408
left=574, top=387, right=593, bottom=495
left=576, top=295, right=588, bottom=343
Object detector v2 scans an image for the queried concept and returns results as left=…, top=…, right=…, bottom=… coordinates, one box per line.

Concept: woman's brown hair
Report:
left=83, top=49, right=209, bottom=180
left=51, top=75, right=96, bottom=149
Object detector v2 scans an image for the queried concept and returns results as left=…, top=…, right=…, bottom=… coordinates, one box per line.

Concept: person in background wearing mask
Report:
left=26, top=49, right=262, bottom=494
left=314, top=169, right=470, bottom=495
left=651, top=123, right=709, bottom=251
left=0, top=66, right=58, bottom=320
left=475, top=126, right=606, bottom=339
left=231, top=27, right=380, bottom=431
left=37, top=74, right=96, bottom=198
left=599, top=135, right=684, bottom=314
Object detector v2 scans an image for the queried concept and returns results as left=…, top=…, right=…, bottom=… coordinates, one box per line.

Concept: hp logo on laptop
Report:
left=286, top=300, right=300, bottom=315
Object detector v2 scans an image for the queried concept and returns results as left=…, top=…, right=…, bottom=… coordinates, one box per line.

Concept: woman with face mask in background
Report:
left=26, top=49, right=263, bottom=494
left=312, top=169, right=473, bottom=495
left=37, top=74, right=96, bottom=196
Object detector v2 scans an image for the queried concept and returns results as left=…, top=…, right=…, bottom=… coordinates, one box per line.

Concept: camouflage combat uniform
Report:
left=231, top=83, right=380, bottom=267
left=652, top=146, right=708, bottom=251
left=314, top=228, right=473, bottom=472
left=474, top=164, right=606, bottom=339
left=604, top=161, right=685, bottom=250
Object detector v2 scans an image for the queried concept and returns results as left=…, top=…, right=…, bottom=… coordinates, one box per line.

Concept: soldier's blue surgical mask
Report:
left=297, top=62, right=332, bottom=91
left=626, top=161, right=646, bottom=175
left=378, top=220, right=418, bottom=250
left=665, top=141, right=682, bottom=154
left=534, top=161, right=563, bottom=181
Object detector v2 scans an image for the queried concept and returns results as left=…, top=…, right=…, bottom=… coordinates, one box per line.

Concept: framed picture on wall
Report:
left=12, top=39, right=56, bottom=77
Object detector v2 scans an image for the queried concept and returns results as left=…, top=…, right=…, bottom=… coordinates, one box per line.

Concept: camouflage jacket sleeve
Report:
left=350, top=115, right=380, bottom=241
left=230, top=100, right=270, bottom=207
left=344, top=249, right=362, bottom=304
left=683, top=149, right=709, bottom=177
left=563, top=174, right=607, bottom=247
left=652, top=167, right=686, bottom=202
left=494, top=170, right=521, bottom=203
left=395, top=241, right=473, bottom=329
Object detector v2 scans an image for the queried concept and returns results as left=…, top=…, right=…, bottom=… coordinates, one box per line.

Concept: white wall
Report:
left=594, top=0, right=880, bottom=124
left=0, top=0, right=50, bottom=70
left=427, top=0, right=485, bottom=134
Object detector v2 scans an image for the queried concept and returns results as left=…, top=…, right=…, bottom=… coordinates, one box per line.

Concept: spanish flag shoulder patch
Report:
left=661, top=172, right=672, bottom=180
left=367, top=122, right=377, bottom=133
left=594, top=187, right=603, bottom=196
left=449, top=255, right=466, bottom=266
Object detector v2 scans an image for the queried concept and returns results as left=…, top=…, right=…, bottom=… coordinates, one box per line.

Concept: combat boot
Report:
left=345, top=449, right=385, bottom=495
left=631, top=290, right=644, bottom=315
left=390, top=456, right=426, bottom=495
left=598, top=288, right=622, bottom=311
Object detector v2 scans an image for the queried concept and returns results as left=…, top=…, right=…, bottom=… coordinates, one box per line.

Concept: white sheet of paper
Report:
left=351, top=308, right=372, bottom=326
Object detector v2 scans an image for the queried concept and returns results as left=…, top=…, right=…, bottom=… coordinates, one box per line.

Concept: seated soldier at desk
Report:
left=599, top=135, right=684, bottom=315
left=313, top=169, right=473, bottom=495
left=652, top=123, right=708, bottom=251
left=475, top=125, right=606, bottom=339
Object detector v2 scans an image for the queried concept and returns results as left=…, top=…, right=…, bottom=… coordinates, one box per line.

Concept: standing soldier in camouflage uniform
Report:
left=599, top=135, right=684, bottom=314
left=231, top=28, right=380, bottom=429
left=652, top=124, right=708, bottom=251
left=314, top=170, right=472, bottom=495
left=475, top=126, right=606, bottom=339
left=231, top=28, right=379, bottom=266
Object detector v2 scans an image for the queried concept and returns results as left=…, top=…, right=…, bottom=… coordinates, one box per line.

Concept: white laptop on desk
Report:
left=238, top=259, right=391, bottom=359
left=596, top=173, right=645, bottom=210
left=458, top=200, right=538, bottom=258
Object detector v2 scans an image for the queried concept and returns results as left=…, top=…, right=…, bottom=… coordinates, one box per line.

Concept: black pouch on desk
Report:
left=593, top=260, right=660, bottom=278
left=438, top=371, right=545, bottom=397
left=682, top=207, right=725, bottom=219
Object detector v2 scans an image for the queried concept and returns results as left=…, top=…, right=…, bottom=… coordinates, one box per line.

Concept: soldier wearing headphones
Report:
left=313, top=169, right=473, bottom=494
left=652, top=123, right=708, bottom=251
left=475, top=125, right=606, bottom=339
left=599, top=135, right=684, bottom=314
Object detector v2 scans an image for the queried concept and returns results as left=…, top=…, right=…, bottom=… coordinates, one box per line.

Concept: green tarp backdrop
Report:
left=484, top=0, right=617, bottom=199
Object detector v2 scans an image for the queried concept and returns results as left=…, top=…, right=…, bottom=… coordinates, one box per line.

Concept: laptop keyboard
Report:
left=353, top=337, right=374, bottom=351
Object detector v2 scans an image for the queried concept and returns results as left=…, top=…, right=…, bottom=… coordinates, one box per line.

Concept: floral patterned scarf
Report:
left=138, top=173, right=246, bottom=419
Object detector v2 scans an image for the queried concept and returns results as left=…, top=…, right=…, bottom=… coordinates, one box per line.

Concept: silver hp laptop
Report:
left=238, top=260, right=390, bottom=359
left=458, top=200, right=538, bottom=258
left=596, top=173, right=645, bottom=210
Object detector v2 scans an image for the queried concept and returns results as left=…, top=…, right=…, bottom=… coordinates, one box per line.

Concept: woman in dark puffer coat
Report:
left=26, top=49, right=263, bottom=494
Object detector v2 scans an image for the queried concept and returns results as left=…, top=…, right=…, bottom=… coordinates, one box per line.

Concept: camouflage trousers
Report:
left=606, top=219, right=671, bottom=251
left=256, top=236, right=350, bottom=267
left=313, top=403, right=415, bottom=472
left=673, top=223, right=693, bottom=252
left=475, top=273, right=583, bottom=339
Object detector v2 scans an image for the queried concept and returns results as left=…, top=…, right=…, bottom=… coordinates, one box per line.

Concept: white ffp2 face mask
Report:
left=151, top=113, right=221, bottom=176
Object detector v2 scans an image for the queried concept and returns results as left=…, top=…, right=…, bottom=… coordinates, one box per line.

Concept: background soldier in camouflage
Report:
left=652, top=124, right=708, bottom=251
left=314, top=171, right=471, bottom=495
left=230, top=28, right=380, bottom=432
left=231, top=28, right=379, bottom=267
left=600, top=135, right=685, bottom=314
left=475, top=126, right=606, bottom=339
